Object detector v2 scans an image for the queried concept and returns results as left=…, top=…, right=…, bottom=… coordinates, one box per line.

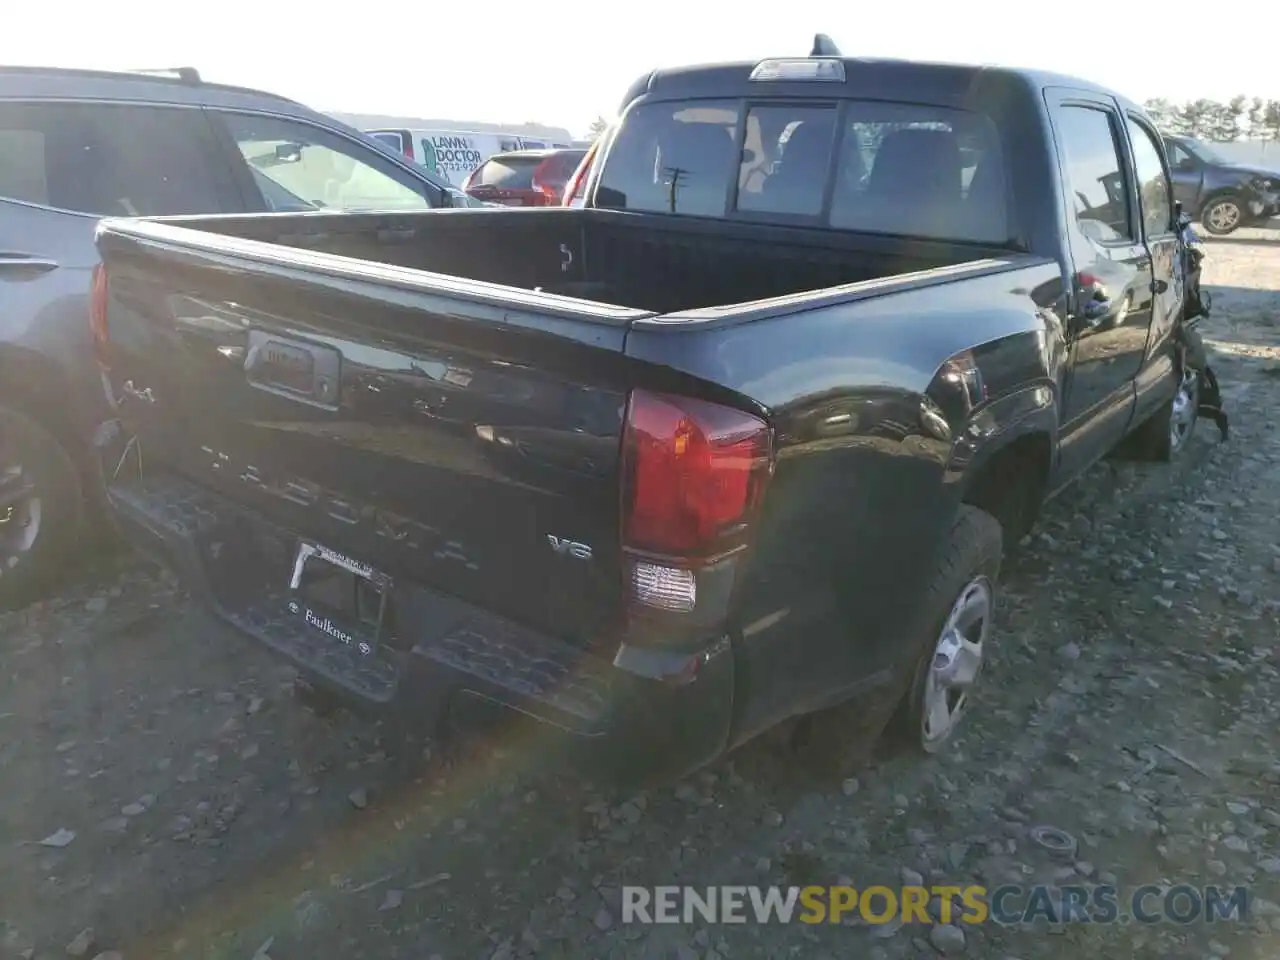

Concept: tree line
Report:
left=1144, top=96, right=1280, bottom=141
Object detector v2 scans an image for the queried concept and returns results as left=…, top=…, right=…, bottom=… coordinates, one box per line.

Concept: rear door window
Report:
left=1054, top=105, right=1134, bottom=245
left=0, top=102, right=239, bottom=216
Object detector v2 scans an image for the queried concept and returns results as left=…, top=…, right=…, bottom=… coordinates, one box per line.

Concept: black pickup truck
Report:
left=90, top=49, right=1204, bottom=783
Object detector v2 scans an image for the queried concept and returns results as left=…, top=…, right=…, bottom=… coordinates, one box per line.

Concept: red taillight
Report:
left=89, top=263, right=109, bottom=368
left=622, top=390, right=772, bottom=558
left=530, top=158, right=563, bottom=205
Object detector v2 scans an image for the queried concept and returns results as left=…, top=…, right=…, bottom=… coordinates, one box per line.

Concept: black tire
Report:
left=890, top=504, right=1003, bottom=755
left=1199, top=195, right=1244, bottom=236
left=0, top=404, right=82, bottom=610
left=1121, top=367, right=1199, bottom=463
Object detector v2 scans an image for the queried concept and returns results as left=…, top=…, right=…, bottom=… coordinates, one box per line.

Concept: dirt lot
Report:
left=3, top=232, right=1280, bottom=960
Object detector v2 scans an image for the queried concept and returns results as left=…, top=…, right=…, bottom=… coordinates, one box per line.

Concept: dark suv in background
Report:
left=0, top=65, right=460, bottom=608
left=1164, top=134, right=1280, bottom=235
left=461, top=147, right=587, bottom=206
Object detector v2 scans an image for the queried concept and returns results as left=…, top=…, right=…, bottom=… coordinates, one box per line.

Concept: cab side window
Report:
left=1126, top=118, right=1174, bottom=237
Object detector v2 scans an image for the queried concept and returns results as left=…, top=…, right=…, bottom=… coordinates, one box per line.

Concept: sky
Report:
left=4, top=0, right=1275, bottom=137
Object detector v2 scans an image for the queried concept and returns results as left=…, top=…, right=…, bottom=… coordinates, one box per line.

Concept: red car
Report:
left=461, top=148, right=587, bottom=207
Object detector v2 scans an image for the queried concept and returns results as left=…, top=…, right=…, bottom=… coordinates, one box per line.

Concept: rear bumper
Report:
left=97, top=443, right=734, bottom=785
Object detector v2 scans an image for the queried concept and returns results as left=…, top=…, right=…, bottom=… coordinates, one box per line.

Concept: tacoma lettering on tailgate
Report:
left=199, top=445, right=480, bottom=570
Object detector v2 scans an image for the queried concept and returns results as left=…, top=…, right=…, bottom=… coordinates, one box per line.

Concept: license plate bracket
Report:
left=287, top=541, right=392, bottom=656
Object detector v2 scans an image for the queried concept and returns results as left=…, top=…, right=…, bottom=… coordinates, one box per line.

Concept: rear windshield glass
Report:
left=472, top=156, right=541, bottom=189
left=595, top=98, right=1009, bottom=244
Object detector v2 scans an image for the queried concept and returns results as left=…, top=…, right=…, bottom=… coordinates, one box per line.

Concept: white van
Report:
left=366, top=128, right=572, bottom=188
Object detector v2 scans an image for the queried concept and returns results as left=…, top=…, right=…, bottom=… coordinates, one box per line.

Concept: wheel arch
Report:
left=959, top=425, right=1054, bottom=549
left=0, top=345, right=82, bottom=453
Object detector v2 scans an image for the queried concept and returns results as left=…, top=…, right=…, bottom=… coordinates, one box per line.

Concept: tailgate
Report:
left=94, top=218, right=643, bottom=653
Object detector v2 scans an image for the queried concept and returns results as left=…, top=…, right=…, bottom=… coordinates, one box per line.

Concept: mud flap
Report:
left=1177, top=323, right=1229, bottom=442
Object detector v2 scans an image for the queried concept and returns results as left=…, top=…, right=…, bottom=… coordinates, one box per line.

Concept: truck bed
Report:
left=131, top=207, right=1004, bottom=315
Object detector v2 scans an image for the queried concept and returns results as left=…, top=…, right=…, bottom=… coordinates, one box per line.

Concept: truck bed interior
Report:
left=171, top=208, right=1000, bottom=315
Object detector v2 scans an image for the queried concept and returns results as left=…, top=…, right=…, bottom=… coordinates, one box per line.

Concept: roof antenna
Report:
left=810, top=34, right=841, bottom=56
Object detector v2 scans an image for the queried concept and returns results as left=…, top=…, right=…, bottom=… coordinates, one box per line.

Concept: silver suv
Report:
left=0, top=65, right=458, bottom=608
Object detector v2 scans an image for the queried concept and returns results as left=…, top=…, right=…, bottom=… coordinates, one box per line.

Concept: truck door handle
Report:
left=0, top=253, right=59, bottom=276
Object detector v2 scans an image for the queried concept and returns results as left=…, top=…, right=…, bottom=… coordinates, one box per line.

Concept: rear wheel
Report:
left=892, top=505, right=1003, bottom=754
left=1199, top=195, right=1244, bottom=236
left=0, top=405, right=82, bottom=610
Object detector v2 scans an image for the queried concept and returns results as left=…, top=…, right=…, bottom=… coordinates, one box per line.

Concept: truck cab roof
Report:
left=621, top=55, right=1138, bottom=115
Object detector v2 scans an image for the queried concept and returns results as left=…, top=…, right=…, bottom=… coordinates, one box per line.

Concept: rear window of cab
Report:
left=594, top=98, right=1009, bottom=245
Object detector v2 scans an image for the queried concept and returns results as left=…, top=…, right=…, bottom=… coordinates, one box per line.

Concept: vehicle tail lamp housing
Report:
left=89, top=263, right=110, bottom=369
left=620, top=389, right=773, bottom=617
left=530, top=158, right=563, bottom=206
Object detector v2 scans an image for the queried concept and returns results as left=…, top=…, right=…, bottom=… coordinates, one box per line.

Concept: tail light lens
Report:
left=530, top=158, right=564, bottom=205
left=624, top=390, right=771, bottom=554
left=89, top=263, right=110, bottom=369
left=621, top=390, right=772, bottom=614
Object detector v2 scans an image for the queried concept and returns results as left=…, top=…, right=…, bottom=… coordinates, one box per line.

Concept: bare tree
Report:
left=1177, top=100, right=1218, bottom=139
left=1209, top=95, right=1249, bottom=140
left=1143, top=98, right=1180, bottom=133
left=1248, top=97, right=1267, bottom=138
left=1144, top=94, right=1280, bottom=142
left=1263, top=101, right=1280, bottom=142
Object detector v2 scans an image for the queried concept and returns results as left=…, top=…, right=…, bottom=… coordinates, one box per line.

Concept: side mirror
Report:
left=274, top=143, right=302, bottom=163
left=1176, top=157, right=1196, bottom=172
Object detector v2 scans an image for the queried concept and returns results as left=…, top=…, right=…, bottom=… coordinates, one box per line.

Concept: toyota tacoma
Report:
left=89, top=42, right=1210, bottom=783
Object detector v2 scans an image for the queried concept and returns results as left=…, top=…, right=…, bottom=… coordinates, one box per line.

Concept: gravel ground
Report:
left=3, top=230, right=1280, bottom=960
